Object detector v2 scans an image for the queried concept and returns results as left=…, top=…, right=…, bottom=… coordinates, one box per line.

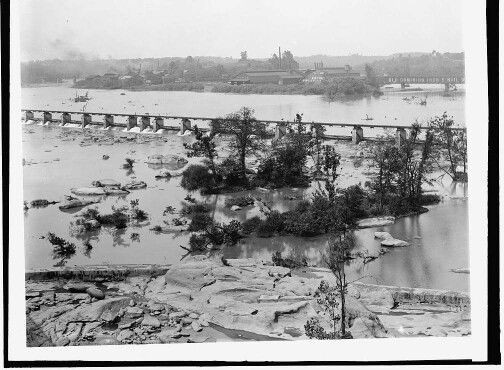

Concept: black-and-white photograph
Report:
left=5, top=0, right=495, bottom=365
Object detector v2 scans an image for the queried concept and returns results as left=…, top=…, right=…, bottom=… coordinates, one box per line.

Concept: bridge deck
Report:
left=21, top=109, right=466, bottom=132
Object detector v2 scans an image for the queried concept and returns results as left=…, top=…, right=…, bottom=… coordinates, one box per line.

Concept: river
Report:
left=21, top=86, right=468, bottom=292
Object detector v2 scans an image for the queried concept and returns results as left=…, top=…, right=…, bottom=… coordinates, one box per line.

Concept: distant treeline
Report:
left=369, top=51, right=465, bottom=77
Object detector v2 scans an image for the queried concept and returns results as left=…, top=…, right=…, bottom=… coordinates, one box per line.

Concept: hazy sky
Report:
left=19, top=0, right=463, bottom=61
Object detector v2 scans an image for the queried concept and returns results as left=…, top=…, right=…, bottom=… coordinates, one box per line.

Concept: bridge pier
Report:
left=153, top=117, right=164, bottom=132
left=180, top=118, right=191, bottom=135
left=395, top=128, right=407, bottom=148
left=352, top=126, right=364, bottom=144
left=274, top=122, right=287, bottom=140
left=400, top=83, right=406, bottom=89
left=81, top=113, right=92, bottom=128
left=61, top=112, right=71, bottom=126
left=43, top=112, right=53, bottom=124
left=103, top=114, right=114, bottom=129
left=140, top=116, right=150, bottom=131
left=25, top=111, right=34, bottom=122
left=127, top=116, right=137, bottom=130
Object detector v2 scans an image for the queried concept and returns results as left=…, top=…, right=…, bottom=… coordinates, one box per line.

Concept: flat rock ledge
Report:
left=25, top=257, right=470, bottom=347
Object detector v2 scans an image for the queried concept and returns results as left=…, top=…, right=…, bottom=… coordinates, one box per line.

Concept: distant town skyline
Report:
left=19, top=0, right=463, bottom=62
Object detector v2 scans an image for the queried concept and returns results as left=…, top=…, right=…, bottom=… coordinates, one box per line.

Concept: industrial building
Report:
left=229, top=70, right=305, bottom=85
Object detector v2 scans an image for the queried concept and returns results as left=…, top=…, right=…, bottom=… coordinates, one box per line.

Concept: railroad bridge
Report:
left=21, top=109, right=465, bottom=147
left=379, top=76, right=465, bottom=90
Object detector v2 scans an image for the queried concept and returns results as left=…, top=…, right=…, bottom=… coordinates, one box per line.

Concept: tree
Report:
left=323, top=234, right=356, bottom=338
left=268, top=53, right=280, bottom=69
left=218, top=107, right=268, bottom=182
left=365, top=63, right=379, bottom=88
left=281, top=50, right=299, bottom=70
left=240, top=51, right=248, bottom=61
left=369, top=143, right=402, bottom=212
left=183, top=125, right=219, bottom=182
left=310, top=122, right=326, bottom=174
left=429, top=112, right=467, bottom=182
left=305, top=234, right=358, bottom=339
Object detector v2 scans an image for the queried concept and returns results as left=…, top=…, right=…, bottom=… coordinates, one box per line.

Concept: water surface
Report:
left=22, top=87, right=468, bottom=292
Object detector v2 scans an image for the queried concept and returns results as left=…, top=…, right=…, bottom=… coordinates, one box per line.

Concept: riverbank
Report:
left=72, top=79, right=382, bottom=99
left=25, top=256, right=470, bottom=347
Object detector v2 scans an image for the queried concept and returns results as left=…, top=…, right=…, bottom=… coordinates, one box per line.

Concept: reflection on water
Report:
left=22, top=87, right=468, bottom=291
left=223, top=197, right=468, bottom=292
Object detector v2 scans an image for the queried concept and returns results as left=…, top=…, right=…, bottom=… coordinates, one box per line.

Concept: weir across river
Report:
left=22, top=109, right=466, bottom=146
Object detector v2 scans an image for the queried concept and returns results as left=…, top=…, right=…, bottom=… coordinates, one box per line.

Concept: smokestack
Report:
left=279, top=46, right=281, bottom=69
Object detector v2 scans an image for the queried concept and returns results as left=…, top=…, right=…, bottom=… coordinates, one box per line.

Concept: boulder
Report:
left=63, top=282, right=94, bottom=293
left=155, top=172, right=172, bottom=179
left=117, top=329, right=134, bottom=342
left=30, top=199, right=59, bottom=208
left=230, top=205, right=241, bottom=211
left=126, top=306, right=144, bottom=318
left=71, top=187, right=107, bottom=196
left=123, top=181, right=147, bottom=190
left=146, top=155, right=188, bottom=169
left=103, top=187, right=130, bottom=195
left=86, top=287, right=105, bottom=300
left=92, top=179, right=121, bottom=187
left=356, top=216, right=395, bottom=229
left=141, top=315, right=161, bottom=328
left=374, top=231, right=393, bottom=240
left=100, top=310, right=118, bottom=322
left=169, top=311, right=187, bottom=320
left=380, top=238, right=409, bottom=247
left=191, top=321, right=203, bottom=332
left=59, top=199, right=97, bottom=210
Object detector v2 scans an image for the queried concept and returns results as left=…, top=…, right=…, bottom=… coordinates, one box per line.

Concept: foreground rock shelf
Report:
left=26, top=257, right=471, bottom=347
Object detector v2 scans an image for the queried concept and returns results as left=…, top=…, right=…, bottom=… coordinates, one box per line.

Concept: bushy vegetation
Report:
left=181, top=165, right=215, bottom=192
left=272, top=250, right=308, bottom=269
left=429, top=112, right=467, bottom=182
left=211, top=78, right=379, bottom=98
left=122, top=158, right=135, bottom=169
left=46, top=232, right=77, bottom=266
left=75, top=201, right=149, bottom=231
left=179, top=200, right=244, bottom=253
left=130, top=82, right=204, bottom=92
left=367, top=123, right=438, bottom=216
left=224, top=196, right=255, bottom=208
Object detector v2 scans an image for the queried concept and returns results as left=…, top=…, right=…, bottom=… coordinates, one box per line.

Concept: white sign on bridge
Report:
left=382, top=76, right=465, bottom=84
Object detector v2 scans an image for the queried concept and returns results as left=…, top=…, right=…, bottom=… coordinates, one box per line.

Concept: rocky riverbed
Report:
left=26, top=256, right=470, bottom=347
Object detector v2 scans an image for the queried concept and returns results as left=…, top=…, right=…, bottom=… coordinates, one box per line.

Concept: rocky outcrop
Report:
left=146, top=155, right=188, bottom=169
left=25, top=257, right=471, bottom=347
left=356, top=216, right=395, bottom=229
left=92, top=179, right=121, bottom=187
left=71, top=187, right=107, bottom=196
left=123, top=181, right=147, bottom=190
left=374, top=231, right=409, bottom=247
left=380, top=238, right=409, bottom=247
left=59, top=199, right=98, bottom=210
